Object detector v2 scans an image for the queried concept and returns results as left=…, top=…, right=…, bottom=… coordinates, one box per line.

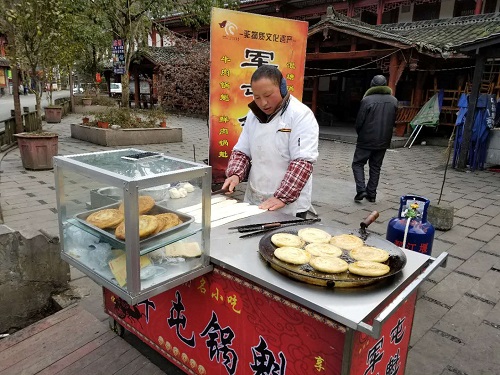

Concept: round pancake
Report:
left=86, top=209, right=124, bottom=229
left=297, top=228, right=332, bottom=244
left=118, top=195, right=155, bottom=214
left=271, top=233, right=304, bottom=248
left=309, top=256, right=349, bottom=273
left=350, top=246, right=389, bottom=263
left=156, top=213, right=181, bottom=231
left=274, top=247, right=311, bottom=265
left=329, top=234, right=364, bottom=250
left=348, top=261, right=390, bottom=277
left=305, top=243, right=343, bottom=257
left=115, top=215, right=159, bottom=240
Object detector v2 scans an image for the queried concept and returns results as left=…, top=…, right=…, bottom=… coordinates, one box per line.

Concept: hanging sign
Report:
left=208, top=8, right=308, bottom=183
left=112, top=39, right=125, bottom=75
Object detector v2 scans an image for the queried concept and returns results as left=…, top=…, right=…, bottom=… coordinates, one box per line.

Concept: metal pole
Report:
left=408, top=125, right=424, bottom=149
left=404, top=125, right=419, bottom=147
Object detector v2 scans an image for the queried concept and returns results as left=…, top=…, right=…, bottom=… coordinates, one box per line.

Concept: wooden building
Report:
left=153, top=0, right=500, bottom=132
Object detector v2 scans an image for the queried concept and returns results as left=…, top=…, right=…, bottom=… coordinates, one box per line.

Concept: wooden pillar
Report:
left=457, top=54, right=485, bottom=170
left=413, top=71, right=427, bottom=107
left=347, top=2, right=355, bottom=17
left=388, top=53, right=399, bottom=94
left=151, top=28, right=157, bottom=47
left=377, top=0, right=384, bottom=25
left=474, top=0, right=483, bottom=14
left=134, top=69, right=140, bottom=108
left=350, top=37, right=357, bottom=52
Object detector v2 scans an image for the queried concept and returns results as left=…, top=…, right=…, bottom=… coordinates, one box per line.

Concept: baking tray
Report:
left=259, top=224, right=407, bottom=288
left=74, top=203, right=194, bottom=245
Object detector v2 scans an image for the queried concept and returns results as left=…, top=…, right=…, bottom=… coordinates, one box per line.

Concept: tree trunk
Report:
left=69, top=67, right=74, bottom=112
left=121, top=72, right=129, bottom=108
left=11, top=64, right=23, bottom=134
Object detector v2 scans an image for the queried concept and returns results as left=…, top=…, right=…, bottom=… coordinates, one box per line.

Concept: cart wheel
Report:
left=108, top=317, right=125, bottom=337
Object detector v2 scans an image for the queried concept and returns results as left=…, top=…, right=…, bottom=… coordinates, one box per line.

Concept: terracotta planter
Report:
left=82, top=117, right=90, bottom=124
left=44, top=106, right=63, bottom=123
left=82, top=98, right=92, bottom=106
left=97, top=121, right=109, bottom=129
left=160, top=121, right=167, bottom=128
left=15, top=132, right=58, bottom=170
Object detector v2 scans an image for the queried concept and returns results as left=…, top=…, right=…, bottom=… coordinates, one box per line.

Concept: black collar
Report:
left=248, top=93, right=291, bottom=123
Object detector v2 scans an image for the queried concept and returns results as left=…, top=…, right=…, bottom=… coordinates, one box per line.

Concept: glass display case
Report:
left=54, top=148, right=212, bottom=304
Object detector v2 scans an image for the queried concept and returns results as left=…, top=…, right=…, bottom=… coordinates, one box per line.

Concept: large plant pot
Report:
left=82, top=98, right=92, bottom=106
left=14, top=132, right=59, bottom=170
left=44, top=106, right=63, bottom=123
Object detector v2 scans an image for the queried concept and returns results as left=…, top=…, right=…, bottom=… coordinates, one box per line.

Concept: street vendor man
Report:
left=221, top=65, right=319, bottom=218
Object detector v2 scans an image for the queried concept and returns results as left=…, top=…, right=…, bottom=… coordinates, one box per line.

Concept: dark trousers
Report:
left=352, top=147, right=386, bottom=197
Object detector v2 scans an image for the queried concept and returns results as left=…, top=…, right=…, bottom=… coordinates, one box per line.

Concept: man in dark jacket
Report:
left=352, top=75, right=398, bottom=202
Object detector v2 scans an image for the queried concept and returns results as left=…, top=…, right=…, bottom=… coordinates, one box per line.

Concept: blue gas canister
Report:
left=386, top=195, right=435, bottom=255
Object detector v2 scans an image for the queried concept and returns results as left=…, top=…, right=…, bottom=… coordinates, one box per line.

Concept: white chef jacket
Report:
left=233, top=95, right=319, bottom=215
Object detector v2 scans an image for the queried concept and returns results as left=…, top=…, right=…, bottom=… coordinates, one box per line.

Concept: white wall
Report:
left=439, top=0, right=455, bottom=18
left=398, top=3, right=414, bottom=22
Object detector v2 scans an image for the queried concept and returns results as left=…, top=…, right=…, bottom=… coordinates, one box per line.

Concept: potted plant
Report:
left=15, top=131, right=59, bottom=170
left=43, top=73, right=63, bottom=123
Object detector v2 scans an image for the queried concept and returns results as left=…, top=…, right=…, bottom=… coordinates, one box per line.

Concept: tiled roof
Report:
left=136, top=44, right=209, bottom=65
left=310, top=11, right=500, bottom=57
left=0, top=56, right=9, bottom=67
left=378, top=13, right=500, bottom=52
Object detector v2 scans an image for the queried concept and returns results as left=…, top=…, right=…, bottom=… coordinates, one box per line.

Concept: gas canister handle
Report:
left=357, top=252, right=448, bottom=339
left=398, top=195, right=431, bottom=223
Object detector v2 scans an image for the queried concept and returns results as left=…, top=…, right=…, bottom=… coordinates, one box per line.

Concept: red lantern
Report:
left=95, top=73, right=102, bottom=83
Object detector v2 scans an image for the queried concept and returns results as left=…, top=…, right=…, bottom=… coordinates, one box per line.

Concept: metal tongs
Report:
left=359, top=210, right=379, bottom=240
left=230, top=217, right=322, bottom=238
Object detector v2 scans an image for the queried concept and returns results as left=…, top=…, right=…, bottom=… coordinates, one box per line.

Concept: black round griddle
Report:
left=258, top=224, right=407, bottom=288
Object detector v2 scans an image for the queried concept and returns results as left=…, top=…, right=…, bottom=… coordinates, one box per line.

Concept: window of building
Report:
left=453, top=0, right=476, bottom=16
left=413, top=1, right=441, bottom=21
left=484, top=0, right=497, bottom=13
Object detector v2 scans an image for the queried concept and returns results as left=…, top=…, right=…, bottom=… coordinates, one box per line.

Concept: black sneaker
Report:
left=366, top=195, right=376, bottom=202
left=354, top=192, right=367, bottom=202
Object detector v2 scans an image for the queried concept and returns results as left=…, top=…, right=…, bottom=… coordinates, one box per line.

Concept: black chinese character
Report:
left=273, top=34, right=279, bottom=42
left=386, top=348, right=400, bottom=375
left=364, top=337, right=384, bottom=375
left=240, top=83, right=253, bottom=97
left=137, top=299, right=156, bottom=324
left=243, top=30, right=251, bottom=38
left=238, top=116, right=247, bottom=127
left=390, top=318, right=406, bottom=345
left=266, top=33, right=272, bottom=41
left=240, top=49, right=277, bottom=68
left=167, top=291, right=195, bottom=347
left=200, top=311, right=238, bottom=375
left=251, top=31, right=258, bottom=39
left=250, top=336, right=286, bottom=375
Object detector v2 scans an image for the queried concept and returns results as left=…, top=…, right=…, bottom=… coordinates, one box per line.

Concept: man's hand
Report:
left=221, top=175, right=240, bottom=193
left=259, top=197, right=286, bottom=211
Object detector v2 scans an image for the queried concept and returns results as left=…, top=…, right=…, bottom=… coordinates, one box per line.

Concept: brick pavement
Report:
left=1, top=113, right=499, bottom=375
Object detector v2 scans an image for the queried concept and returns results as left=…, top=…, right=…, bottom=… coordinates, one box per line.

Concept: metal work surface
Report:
left=210, top=213, right=430, bottom=331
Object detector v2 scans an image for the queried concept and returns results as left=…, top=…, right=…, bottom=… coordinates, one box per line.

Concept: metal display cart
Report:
left=54, top=148, right=213, bottom=305
left=100, top=210, right=447, bottom=375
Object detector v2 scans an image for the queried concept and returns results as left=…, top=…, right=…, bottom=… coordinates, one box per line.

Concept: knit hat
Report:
left=370, top=75, right=387, bottom=87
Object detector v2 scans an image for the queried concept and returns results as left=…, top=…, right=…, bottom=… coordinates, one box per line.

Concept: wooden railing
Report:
left=396, top=106, right=420, bottom=133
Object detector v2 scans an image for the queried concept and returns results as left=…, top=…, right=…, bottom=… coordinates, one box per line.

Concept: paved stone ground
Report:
left=1, top=113, right=499, bottom=375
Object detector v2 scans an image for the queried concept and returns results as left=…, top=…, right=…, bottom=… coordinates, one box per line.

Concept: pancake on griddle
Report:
left=305, top=243, right=343, bottom=257
left=348, top=261, right=390, bottom=277
left=274, top=247, right=311, bottom=265
left=297, top=228, right=331, bottom=244
left=309, top=256, right=349, bottom=274
left=329, top=234, right=364, bottom=250
left=271, top=233, right=304, bottom=248
left=350, top=246, right=389, bottom=263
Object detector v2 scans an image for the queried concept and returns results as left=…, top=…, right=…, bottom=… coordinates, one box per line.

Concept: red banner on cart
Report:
left=104, top=268, right=345, bottom=375
left=208, top=8, right=308, bottom=183
left=350, top=292, right=418, bottom=375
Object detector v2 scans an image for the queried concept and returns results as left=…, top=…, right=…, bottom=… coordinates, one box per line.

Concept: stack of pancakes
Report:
left=271, top=229, right=391, bottom=277
left=86, top=195, right=182, bottom=240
